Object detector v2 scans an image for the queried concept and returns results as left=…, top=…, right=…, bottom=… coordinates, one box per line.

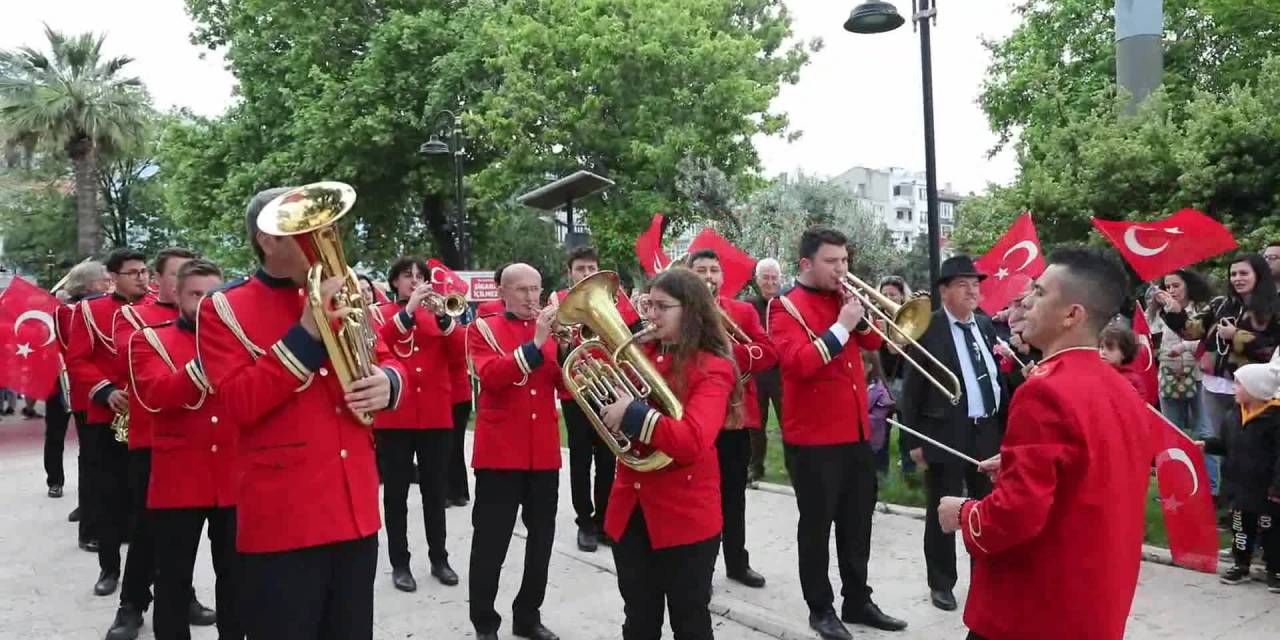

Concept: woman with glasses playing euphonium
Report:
left=598, top=267, right=743, bottom=640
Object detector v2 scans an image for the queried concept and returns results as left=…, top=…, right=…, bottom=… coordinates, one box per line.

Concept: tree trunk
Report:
left=421, top=192, right=462, bottom=269
left=68, top=136, right=100, bottom=257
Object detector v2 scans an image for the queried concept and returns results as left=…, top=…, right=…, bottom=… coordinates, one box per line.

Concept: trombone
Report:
left=705, top=281, right=762, bottom=381
left=842, top=273, right=962, bottom=405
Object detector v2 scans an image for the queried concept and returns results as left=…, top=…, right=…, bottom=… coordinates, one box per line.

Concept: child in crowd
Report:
left=1198, top=361, right=1280, bottom=591
left=864, top=352, right=895, bottom=477
left=1100, top=325, right=1157, bottom=404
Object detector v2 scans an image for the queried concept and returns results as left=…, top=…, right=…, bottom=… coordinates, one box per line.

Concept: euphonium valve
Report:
left=110, top=409, right=129, bottom=443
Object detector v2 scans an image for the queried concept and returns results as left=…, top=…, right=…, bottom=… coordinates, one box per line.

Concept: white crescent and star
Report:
left=1155, top=447, right=1200, bottom=496
left=1001, top=240, right=1039, bottom=272
left=1123, top=226, right=1170, bottom=257
left=13, top=310, right=55, bottom=347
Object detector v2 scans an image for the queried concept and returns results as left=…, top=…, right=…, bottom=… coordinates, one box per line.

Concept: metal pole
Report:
left=1115, top=0, right=1164, bottom=112
left=451, top=114, right=468, bottom=270
left=917, top=0, right=942, bottom=308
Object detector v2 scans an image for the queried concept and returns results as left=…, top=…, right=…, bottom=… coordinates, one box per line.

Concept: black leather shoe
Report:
left=596, top=533, right=614, bottom=547
left=431, top=561, right=459, bottom=586
left=93, top=571, right=120, bottom=596
left=930, top=588, right=957, bottom=611
left=727, top=566, right=766, bottom=588
left=576, top=527, right=598, bottom=552
left=475, top=632, right=498, bottom=640
left=842, top=602, right=908, bottom=631
left=188, top=598, right=217, bottom=626
left=449, top=496, right=470, bottom=507
left=808, top=610, right=852, bottom=640
left=68, top=506, right=81, bottom=522
left=391, top=566, right=417, bottom=592
left=104, top=603, right=143, bottom=640
left=48, top=485, right=63, bottom=498
left=80, top=539, right=99, bottom=553
left=512, top=622, right=559, bottom=640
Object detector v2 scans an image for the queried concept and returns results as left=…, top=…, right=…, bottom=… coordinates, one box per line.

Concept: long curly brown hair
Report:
left=649, top=268, right=745, bottom=427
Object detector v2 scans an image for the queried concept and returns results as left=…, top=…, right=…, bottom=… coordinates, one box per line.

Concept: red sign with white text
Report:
left=457, top=271, right=499, bottom=301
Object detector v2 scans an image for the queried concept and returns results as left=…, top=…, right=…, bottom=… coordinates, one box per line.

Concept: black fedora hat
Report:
left=936, top=255, right=987, bottom=286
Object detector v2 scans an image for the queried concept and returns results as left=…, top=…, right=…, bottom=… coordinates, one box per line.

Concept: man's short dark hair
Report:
left=1047, top=246, right=1129, bottom=333
left=387, top=256, right=430, bottom=286
left=244, top=187, right=293, bottom=262
left=566, top=246, right=599, bottom=270
left=493, top=262, right=510, bottom=283
left=688, top=248, right=720, bottom=266
left=105, top=249, right=146, bottom=274
left=1267, top=240, right=1280, bottom=250
left=1099, top=324, right=1138, bottom=365
left=177, top=258, right=222, bottom=289
left=879, top=275, right=907, bottom=296
left=154, top=247, right=198, bottom=276
left=798, top=226, right=847, bottom=261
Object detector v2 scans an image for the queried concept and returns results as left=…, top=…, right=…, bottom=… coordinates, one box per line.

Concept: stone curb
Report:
left=755, top=481, right=1184, bottom=570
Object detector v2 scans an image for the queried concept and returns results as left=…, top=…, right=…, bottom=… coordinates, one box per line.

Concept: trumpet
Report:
left=841, top=273, right=962, bottom=405
left=423, top=291, right=468, bottom=317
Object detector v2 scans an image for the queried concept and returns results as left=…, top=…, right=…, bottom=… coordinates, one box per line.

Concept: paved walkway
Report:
left=1, top=415, right=1277, bottom=639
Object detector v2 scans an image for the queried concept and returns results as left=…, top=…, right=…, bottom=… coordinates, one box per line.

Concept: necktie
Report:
left=956, top=321, right=996, bottom=417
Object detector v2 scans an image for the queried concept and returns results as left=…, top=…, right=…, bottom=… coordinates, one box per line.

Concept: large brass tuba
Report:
left=558, top=271, right=679, bottom=472
left=258, top=182, right=378, bottom=425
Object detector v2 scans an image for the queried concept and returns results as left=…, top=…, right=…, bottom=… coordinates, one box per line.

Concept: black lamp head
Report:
left=844, top=1, right=906, bottom=34
left=419, top=134, right=451, bottom=157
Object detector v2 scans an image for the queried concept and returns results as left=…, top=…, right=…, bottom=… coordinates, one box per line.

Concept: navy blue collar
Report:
left=254, top=268, right=295, bottom=289
left=177, top=316, right=196, bottom=333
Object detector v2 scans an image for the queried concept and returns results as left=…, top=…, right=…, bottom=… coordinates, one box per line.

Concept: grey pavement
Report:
left=1, top=415, right=1278, bottom=639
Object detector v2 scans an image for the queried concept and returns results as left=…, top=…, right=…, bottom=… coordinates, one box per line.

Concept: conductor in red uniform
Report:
left=599, top=267, right=740, bottom=640
left=938, top=247, right=1153, bottom=640
left=197, top=188, right=404, bottom=640
left=466, top=263, right=562, bottom=640
left=67, top=248, right=150, bottom=597
left=130, top=258, right=241, bottom=640
left=768, top=227, right=907, bottom=639
left=688, top=248, right=776, bottom=587
left=374, top=255, right=460, bottom=592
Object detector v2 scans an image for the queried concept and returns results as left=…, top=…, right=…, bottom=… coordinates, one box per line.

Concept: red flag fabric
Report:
left=371, top=285, right=390, bottom=305
left=0, top=277, right=62, bottom=398
left=1091, top=209, right=1238, bottom=282
left=427, top=259, right=470, bottom=295
left=1147, top=405, right=1219, bottom=573
left=687, top=228, right=756, bottom=299
left=974, top=212, right=1045, bottom=314
left=635, top=214, right=672, bottom=277
left=1131, top=302, right=1159, bottom=397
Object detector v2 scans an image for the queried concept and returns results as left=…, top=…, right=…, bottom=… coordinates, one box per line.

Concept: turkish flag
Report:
left=635, top=214, right=672, bottom=277
left=427, top=258, right=470, bottom=295
left=0, top=277, right=62, bottom=399
left=1091, top=209, right=1237, bottom=282
left=687, top=228, right=756, bottom=299
left=974, top=212, right=1045, bottom=314
left=1130, top=302, right=1159, bottom=400
left=1147, top=405, right=1219, bottom=573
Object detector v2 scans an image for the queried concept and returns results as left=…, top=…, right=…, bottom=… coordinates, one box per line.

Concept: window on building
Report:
left=893, top=185, right=903, bottom=196
left=918, top=187, right=927, bottom=200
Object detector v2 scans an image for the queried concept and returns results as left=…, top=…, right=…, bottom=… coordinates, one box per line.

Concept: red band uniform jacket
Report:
left=114, top=301, right=180, bottom=449
left=767, top=283, right=883, bottom=444
left=129, top=317, right=239, bottom=510
left=604, top=345, right=736, bottom=548
left=374, top=301, right=456, bottom=430
left=447, top=326, right=472, bottom=405
left=55, top=301, right=84, bottom=412
left=719, top=296, right=778, bottom=429
left=466, top=312, right=562, bottom=471
left=958, top=348, right=1152, bottom=640
left=66, top=292, right=130, bottom=426
left=196, top=270, right=406, bottom=553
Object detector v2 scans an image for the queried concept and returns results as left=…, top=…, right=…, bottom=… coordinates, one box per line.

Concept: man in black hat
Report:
left=899, top=255, right=1007, bottom=613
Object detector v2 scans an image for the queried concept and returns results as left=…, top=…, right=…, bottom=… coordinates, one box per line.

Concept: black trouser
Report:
left=44, top=390, right=70, bottom=487
left=469, top=469, right=558, bottom=634
left=448, top=400, right=473, bottom=501
left=74, top=411, right=95, bottom=542
left=923, top=461, right=992, bottom=591
left=120, top=449, right=156, bottom=610
left=1230, top=506, right=1280, bottom=572
left=154, top=507, right=240, bottom=640
left=966, top=633, right=987, bottom=640
left=784, top=442, right=877, bottom=616
left=86, top=422, right=131, bottom=574
left=564, top=400, right=614, bottom=532
left=612, top=508, right=720, bottom=640
left=375, top=428, right=451, bottom=568
left=750, top=379, right=781, bottom=479
left=240, top=534, right=377, bottom=640
left=716, top=429, right=751, bottom=573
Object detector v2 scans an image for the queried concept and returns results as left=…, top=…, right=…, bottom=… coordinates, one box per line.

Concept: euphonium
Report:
left=110, top=409, right=129, bottom=443
left=258, top=181, right=378, bottom=425
left=558, top=271, right=678, bottom=472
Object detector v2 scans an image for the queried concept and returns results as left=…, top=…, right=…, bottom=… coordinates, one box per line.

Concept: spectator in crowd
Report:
left=1264, top=241, right=1280, bottom=289
left=863, top=352, right=894, bottom=477
left=1100, top=325, right=1156, bottom=404
left=877, top=275, right=915, bottom=478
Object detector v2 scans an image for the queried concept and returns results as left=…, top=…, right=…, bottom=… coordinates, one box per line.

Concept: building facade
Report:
left=830, top=166, right=961, bottom=252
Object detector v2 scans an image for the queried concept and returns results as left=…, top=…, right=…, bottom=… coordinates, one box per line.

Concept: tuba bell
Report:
left=557, top=271, right=679, bottom=472
left=258, top=181, right=378, bottom=425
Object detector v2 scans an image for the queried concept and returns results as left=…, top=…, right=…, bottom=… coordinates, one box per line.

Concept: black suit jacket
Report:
left=899, top=309, right=1006, bottom=464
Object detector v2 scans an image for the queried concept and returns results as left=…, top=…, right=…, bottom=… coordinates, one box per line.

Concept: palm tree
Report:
left=0, top=26, right=148, bottom=256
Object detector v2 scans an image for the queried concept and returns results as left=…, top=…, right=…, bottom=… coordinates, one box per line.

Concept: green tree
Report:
left=0, top=27, right=150, bottom=256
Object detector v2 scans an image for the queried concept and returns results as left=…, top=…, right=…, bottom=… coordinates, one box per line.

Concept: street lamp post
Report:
left=420, top=109, right=470, bottom=269
left=845, top=0, right=943, bottom=307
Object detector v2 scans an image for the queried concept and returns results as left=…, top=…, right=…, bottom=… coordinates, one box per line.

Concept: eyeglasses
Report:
left=646, top=301, right=682, bottom=313
left=117, top=269, right=150, bottom=279
left=1265, top=254, right=1280, bottom=262
left=508, top=286, right=543, bottom=297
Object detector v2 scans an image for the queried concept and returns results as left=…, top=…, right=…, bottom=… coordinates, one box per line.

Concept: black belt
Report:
left=969, top=415, right=996, bottom=426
